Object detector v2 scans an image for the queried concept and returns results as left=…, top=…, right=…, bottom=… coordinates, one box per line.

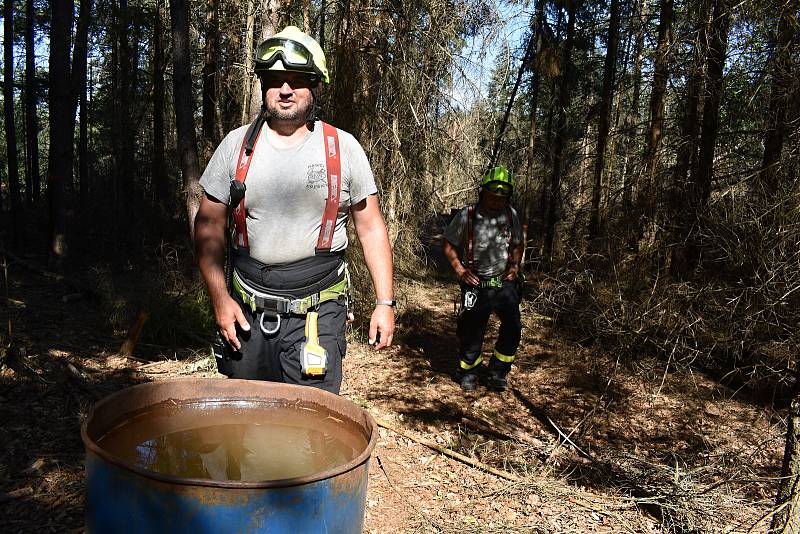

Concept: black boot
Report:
left=487, top=371, right=508, bottom=391
left=460, top=373, right=478, bottom=392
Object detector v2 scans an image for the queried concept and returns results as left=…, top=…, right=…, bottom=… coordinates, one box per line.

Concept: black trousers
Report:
left=457, top=280, right=521, bottom=377
left=215, top=251, right=347, bottom=394
left=215, top=295, right=347, bottom=394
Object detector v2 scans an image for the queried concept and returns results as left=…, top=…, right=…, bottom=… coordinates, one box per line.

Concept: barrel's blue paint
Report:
left=85, top=452, right=369, bottom=533
left=81, top=379, right=376, bottom=534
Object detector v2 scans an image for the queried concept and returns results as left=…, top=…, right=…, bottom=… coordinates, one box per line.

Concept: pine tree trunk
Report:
left=771, top=382, right=800, bottom=533
left=24, top=0, right=39, bottom=205
left=78, top=65, right=89, bottom=204
left=543, top=0, right=578, bottom=269
left=152, top=2, right=168, bottom=205
left=758, top=4, right=796, bottom=197
left=588, top=0, right=620, bottom=241
left=248, top=1, right=281, bottom=121
left=524, top=0, right=546, bottom=224
left=71, top=0, right=91, bottom=205
left=638, top=0, right=673, bottom=244
left=241, top=0, right=256, bottom=123
left=202, top=0, right=220, bottom=158
left=170, top=0, right=203, bottom=240
left=694, top=0, right=730, bottom=208
left=681, top=0, right=731, bottom=271
left=4, top=0, right=23, bottom=246
left=621, top=0, right=647, bottom=218
left=119, top=0, right=136, bottom=200
left=668, top=0, right=710, bottom=278
left=47, top=0, right=75, bottom=261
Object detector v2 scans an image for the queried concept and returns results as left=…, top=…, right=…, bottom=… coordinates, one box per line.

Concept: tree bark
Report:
left=202, top=0, right=220, bottom=158
left=638, top=0, right=673, bottom=242
left=4, top=0, right=23, bottom=246
left=118, top=0, right=135, bottom=203
left=71, top=0, right=92, bottom=205
left=78, top=64, right=89, bottom=204
left=694, top=0, right=730, bottom=209
left=248, top=1, right=282, bottom=123
left=771, top=381, right=800, bottom=533
left=524, top=0, right=546, bottom=224
left=47, top=0, right=75, bottom=261
left=668, top=0, right=710, bottom=278
left=683, top=0, right=730, bottom=271
left=621, top=0, right=647, bottom=217
left=170, top=0, right=203, bottom=240
left=758, top=4, right=796, bottom=197
left=241, top=0, right=257, bottom=123
left=588, top=0, right=621, bottom=241
left=24, top=0, right=39, bottom=204
left=543, top=0, right=578, bottom=269
left=152, top=2, right=168, bottom=205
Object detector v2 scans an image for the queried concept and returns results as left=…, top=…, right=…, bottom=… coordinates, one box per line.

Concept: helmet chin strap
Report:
left=306, top=85, right=321, bottom=127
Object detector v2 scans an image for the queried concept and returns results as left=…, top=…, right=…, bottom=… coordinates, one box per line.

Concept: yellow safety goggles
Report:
left=484, top=181, right=512, bottom=196
left=256, top=38, right=317, bottom=74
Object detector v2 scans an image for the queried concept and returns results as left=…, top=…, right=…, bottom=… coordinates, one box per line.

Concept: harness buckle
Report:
left=289, top=296, right=313, bottom=315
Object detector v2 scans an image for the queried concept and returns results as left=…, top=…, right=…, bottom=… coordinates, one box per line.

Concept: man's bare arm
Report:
left=194, top=194, right=249, bottom=349
left=442, top=238, right=479, bottom=286
left=351, top=194, right=395, bottom=349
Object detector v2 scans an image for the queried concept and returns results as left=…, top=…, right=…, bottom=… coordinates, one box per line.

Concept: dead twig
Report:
left=374, top=417, right=522, bottom=482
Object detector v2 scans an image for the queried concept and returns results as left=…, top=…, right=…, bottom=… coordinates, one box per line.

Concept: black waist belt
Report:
left=233, top=249, right=345, bottom=298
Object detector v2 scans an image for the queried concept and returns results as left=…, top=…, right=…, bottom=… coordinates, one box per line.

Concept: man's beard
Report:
left=266, top=98, right=313, bottom=123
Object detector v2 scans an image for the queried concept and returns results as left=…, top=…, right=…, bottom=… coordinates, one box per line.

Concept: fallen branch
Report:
left=120, top=309, right=149, bottom=358
left=63, top=361, right=101, bottom=400
left=468, top=415, right=543, bottom=447
left=374, top=417, right=522, bottom=482
left=0, top=486, right=34, bottom=504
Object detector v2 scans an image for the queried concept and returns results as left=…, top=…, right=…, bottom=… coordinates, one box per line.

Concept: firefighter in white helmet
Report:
left=195, top=26, right=395, bottom=394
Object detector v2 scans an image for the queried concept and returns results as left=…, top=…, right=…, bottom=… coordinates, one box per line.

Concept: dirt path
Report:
left=0, top=257, right=784, bottom=533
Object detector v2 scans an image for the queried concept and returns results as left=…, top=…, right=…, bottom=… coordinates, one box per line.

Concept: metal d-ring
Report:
left=259, top=312, right=281, bottom=335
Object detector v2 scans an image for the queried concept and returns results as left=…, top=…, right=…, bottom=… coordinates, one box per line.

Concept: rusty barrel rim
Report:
left=81, top=378, right=377, bottom=489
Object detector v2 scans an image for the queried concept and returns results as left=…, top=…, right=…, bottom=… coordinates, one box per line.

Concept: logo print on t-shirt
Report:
left=306, top=163, right=326, bottom=189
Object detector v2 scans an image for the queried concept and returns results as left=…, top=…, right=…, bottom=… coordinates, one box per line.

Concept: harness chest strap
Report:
left=231, top=120, right=342, bottom=252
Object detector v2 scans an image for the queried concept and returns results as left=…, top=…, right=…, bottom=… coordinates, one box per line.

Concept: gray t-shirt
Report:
left=200, top=121, right=378, bottom=264
left=443, top=205, right=523, bottom=278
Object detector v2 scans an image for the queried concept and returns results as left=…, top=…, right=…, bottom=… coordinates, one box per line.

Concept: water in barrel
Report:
left=96, top=400, right=367, bottom=481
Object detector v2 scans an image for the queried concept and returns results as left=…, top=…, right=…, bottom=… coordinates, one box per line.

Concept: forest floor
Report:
left=0, top=247, right=786, bottom=533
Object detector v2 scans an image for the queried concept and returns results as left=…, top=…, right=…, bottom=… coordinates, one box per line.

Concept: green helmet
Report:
left=254, top=26, right=330, bottom=84
left=480, top=166, right=516, bottom=195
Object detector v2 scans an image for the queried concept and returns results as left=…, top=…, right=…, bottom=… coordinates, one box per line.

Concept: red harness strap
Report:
left=465, top=204, right=514, bottom=272
left=231, top=121, right=342, bottom=253
left=317, top=122, right=342, bottom=252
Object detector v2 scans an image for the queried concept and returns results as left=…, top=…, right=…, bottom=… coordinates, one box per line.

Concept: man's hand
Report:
left=369, top=305, right=395, bottom=350
left=457, top=267, right=480, bottom=287
left=503, top=263, right=519, bottom=281
left=214, top=294, right=250, bottom=351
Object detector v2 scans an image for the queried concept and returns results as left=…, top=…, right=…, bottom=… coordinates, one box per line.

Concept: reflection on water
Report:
left=97, top=401, right=365, bottom=482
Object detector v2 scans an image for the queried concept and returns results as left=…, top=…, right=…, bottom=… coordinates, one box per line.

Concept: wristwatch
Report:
left=375, top=299, right=397, bottom=307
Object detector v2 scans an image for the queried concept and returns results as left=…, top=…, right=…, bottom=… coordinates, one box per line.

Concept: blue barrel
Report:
left=81, top=379, right=377, bottom=533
